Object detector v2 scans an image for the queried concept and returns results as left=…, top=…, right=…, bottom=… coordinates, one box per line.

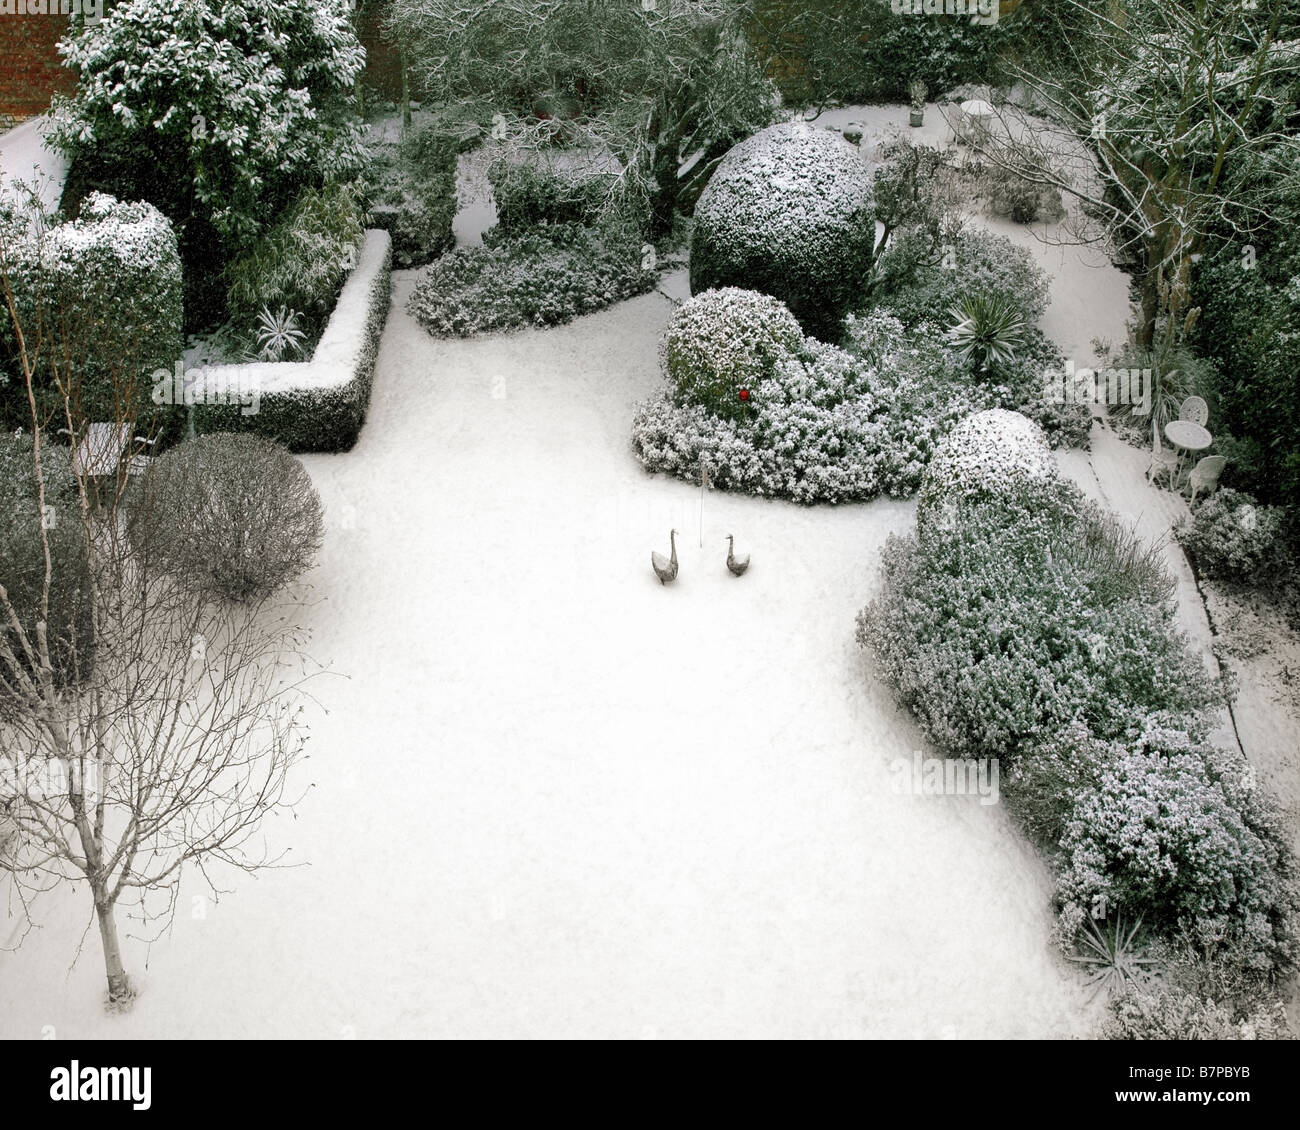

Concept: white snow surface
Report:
left=0, top=102, right=1156, bottom=1038
left=0, top=270, right=1096, bottom=1039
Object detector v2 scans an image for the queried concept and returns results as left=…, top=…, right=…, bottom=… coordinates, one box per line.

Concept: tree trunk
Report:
left=1138, top=261, right=1159, bottom=350
left=94, top=898, right=132, bottom=1004
left=400, top=50, right=412, bottom=132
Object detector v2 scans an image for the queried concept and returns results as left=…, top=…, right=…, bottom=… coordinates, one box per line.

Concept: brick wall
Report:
left=0, top=10, right=77, bottom=132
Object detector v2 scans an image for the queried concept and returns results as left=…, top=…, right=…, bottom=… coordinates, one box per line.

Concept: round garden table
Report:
left=1163, top=419, right=1212, bottom=489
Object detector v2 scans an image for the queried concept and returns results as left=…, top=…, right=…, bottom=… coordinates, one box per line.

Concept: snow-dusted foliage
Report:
left=661, top=288, right=805, bottom=421
left=690, top=121, right=875, bottom=340
left=1056, top=722, right=1297, bottom=970
left=0, top=192, right=183, bottom=434
left=872, top=226, right=1052, bottom=332
left=634, top=310, right=1005, bottom=504
left=916, top=407, right=1055, bottom=533
left=48, top=0, right=365, bottom=250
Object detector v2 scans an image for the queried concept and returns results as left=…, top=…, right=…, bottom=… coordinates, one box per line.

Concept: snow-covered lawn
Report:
left=1, top=267, right=1107, bottom=1038
left=19, top=101, right=1246, bottom=1039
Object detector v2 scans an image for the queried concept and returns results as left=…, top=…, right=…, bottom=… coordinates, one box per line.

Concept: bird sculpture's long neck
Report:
left=670, top=530, right=677, bottom=565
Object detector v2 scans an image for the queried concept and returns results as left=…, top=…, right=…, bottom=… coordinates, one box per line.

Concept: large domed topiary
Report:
left=690, top=121, right=875, bottom=342
left=661, top=288, right=805, bottom=421
left=916, top=408, right=1056, bottom=534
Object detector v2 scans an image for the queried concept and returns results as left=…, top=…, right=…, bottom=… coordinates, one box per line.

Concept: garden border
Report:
left=193, top=228, right=393, bottom=453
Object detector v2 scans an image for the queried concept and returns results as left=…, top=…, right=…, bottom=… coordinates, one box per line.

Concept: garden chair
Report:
left=1186, top=455, right=1227, bottom=505
left=1146, top=416, right=1179, bottom=484
left=1178, top=396, right=1209, bottom=427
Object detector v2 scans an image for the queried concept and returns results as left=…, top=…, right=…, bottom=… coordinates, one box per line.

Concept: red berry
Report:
left=739, top=388, right=750, bottom=401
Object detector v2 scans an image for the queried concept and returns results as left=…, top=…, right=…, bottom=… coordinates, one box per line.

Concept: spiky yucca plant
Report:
left=1067, top=911, right=1162, bottom=1000
left=946, top=291, right=1031, bottom=377
left=254, top=306, right=307, bottom=361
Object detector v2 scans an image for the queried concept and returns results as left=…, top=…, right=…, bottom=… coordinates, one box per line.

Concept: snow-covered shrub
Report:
left=49, top=0, right=365, bottom=256
left=408, top=222, right=656, bottom=337
left=915, top=407, right=1055, bottom=534
left=130, top=433, right=324, bottom=604
left=1176, top=488, right=1288, bottom=581
left=1057, top=722, right=1297, bottom=971
left=690, top=121, right=875, bottom=341
left=1103, top=942, right=1295, bottom=1039
left=362, top=124, right=459, bottom=269
left=194, top=229, right=392, bottom=453
left=634, top=309, right=998, bottom=504
left=857, top=484, right=1226, bottom=764
left=225, top=183, right=364, bottom=342
left=0, top=433, right=93, bottom=705
left=662, top=288, right=805, bottom=421
left=489, top=156, right=626, bottom=233
left=1104, top=982, right=1293, bottom=1040
left=872, top=227, right=1050, bottom=333
left=1, top=193, right=183, bottom=440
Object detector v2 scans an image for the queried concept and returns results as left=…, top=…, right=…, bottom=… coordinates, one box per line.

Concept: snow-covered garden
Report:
left=2, top=0, right=1299, bottom=1044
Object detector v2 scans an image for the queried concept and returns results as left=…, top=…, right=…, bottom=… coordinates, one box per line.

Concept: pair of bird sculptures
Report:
left=651, top=530, right=748, bottom=585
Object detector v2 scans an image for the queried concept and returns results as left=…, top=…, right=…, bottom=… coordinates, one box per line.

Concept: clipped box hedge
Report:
left=192, top=229, right=392, bottom=452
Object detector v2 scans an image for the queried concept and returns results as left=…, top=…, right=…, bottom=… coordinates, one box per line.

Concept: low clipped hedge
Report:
left=193, top=229, right=391, bottom=452
left=690, top=121, right=875, bottom=342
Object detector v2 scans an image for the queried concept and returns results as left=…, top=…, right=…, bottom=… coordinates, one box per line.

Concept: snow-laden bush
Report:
left=408, top=222, right=656, bottom=337
left=489, top=156, right=628, bottom=233
left=130, top=433, right=324, bottom=604
left=1057, top=722, right=1297, bottom=971
left=634, top=309, right=1084, bottom=504
left=915, top=407, right=1055, bottom=534
left=915, top=405, right=1054, bottom=522
left=1175, top=488, right=1288, bottom=581
left=49, top=0, right=365, bottom=254
left=661, top=288, right=805, bottom=421
left=362, top=123, right=460, bottom=269
left=0, top=193, right=183, bottom=440
left=635, top=310, right=992, bottom=504
left=857, top=484, right=1226, bottom=764
left=690, top=121, right=875, bottom=341
left=225, top=183, right=364, bottom=342
left=872, top=226, right=1051, bottom=332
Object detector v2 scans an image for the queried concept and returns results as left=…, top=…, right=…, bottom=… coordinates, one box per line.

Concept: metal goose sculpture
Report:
left=725, top=534, right=750, bottom=577
left=652, top=529, right=679, bottom=585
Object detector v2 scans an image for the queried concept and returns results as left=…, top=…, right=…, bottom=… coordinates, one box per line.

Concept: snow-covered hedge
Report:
left=192, top=229, right=391, bottom=452
left=915, top=407, right=1055, bottom=534
left=1, top=192, right=183, bottom=436
left=690, top=121, right=875, bottom=341
left=661, top=288, right=805, bottom=421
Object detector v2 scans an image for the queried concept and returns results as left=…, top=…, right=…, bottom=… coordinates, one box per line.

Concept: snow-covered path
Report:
left=0, top=274, right=1095, bottom=1039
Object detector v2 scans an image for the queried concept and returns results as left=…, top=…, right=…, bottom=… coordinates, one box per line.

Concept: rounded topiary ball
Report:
left=917, top=408, right=1056, bottom=534
left=129, top=433, right=324, bottom=604
left=690, top=121, right=875, bottom=342
left=661, top=287, right=805, bottom=420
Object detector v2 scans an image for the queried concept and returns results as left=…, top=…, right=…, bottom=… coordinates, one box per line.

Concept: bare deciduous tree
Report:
left=964, top=0, right=1300, bottom=353
left=0, top=217, right=317, bottom=1007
